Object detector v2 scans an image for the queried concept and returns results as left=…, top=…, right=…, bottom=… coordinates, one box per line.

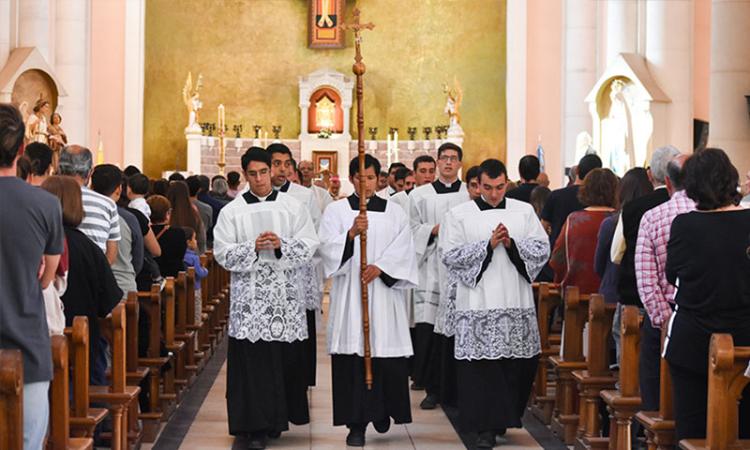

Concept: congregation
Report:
left=2, top=98, right=750, bottom=450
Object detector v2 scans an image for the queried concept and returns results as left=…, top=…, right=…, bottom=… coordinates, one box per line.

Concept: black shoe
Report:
left=419, top=393, right=439, bottom=410
left=346, top=428, right=366, bottom=447
left=267, top=430, right=281, bottom=439
left=410, top=381, right=424, bottom=391
left=495, top=428, right=506, bottom=437
left=247, top=431, right=267, bottom=450
left=476, top=431, right=495, bottom=448
left=373, top=417, right=391, bottom=434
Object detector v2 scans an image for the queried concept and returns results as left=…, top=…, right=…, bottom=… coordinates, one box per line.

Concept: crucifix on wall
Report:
left=308, top=0, right=346, bottom=48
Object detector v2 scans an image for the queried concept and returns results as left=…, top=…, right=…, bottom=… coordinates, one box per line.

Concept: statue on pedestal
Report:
left=182, top=72, right=204, bottom=134
left=443, top=77, right=464, bottom=138
left=601, top=79, right=635, bottom=176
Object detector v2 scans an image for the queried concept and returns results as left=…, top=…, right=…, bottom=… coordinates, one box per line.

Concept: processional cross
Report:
left=341, top=9, right=375, bottom=390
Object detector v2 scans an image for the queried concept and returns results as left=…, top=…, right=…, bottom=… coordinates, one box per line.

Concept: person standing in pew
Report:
left=147, top=195, right=188, bottom=278
left=42, top=176, right=122, bottom=385
left=213, top=147, right=319, bottom=450
left=609, top=145, right=680, bottom=414
left=182, top=226, right=208, bottom=324
left=441, top=159, right=549, bottom=449
left=664, top=148, right=750, bottom=441
left=0, top=104, right=65, bottom=450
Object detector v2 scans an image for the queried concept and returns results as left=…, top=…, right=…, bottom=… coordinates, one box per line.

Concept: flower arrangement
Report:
left=317, top=128, right=333, bottom=139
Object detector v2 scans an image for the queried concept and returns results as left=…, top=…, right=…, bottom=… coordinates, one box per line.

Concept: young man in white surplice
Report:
left=441, top=158, right=549, bottom=449
left=408, top=143, right=469, bottom=410
left=266, top=143, right=324, bottom=388
left=319, top=154, right=419, bottom=448
left=212, top=147, right=319, bottom=450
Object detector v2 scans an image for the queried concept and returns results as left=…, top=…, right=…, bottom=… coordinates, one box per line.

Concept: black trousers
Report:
left=302, top=310, right=317, bottom=387
left=226, top=338, right=309, bottom=435
left=331, top=354, right=412, bottom=427
left=639, top=313, right=661, bottom=411
left=456, top=356, right=538, bottom=433
left=411, top=323, right=442, bottom=395
left=438, top=334, right=458, bottom=408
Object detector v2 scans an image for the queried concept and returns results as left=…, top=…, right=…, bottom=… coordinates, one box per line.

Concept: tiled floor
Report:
left=173, top=307, right=544, bottom=449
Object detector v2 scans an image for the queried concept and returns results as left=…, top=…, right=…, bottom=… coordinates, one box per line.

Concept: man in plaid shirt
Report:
left=635, top=154, right=695, bottom=329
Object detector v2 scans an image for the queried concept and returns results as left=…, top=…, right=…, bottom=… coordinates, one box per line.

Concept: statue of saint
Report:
left=315, top=96, right=336, bottom=130
left=443, top=77, right=463, bottom=129
left=601, top=79, right=635, bottom=175
left=25, top=96, right=50, bottom=145
left=182, top=72, right=203, bottom=131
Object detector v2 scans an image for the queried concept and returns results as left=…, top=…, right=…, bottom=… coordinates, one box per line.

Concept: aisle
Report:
left=171, top=306, right=544, bottom=449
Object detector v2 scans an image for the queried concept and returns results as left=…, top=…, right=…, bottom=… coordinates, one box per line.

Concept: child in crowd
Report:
left=127, top=173, right=151, bottom=218
left=182, top=227, right=208, bottom=324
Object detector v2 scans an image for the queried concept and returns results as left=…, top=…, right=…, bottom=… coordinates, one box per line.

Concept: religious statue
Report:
left=315, top=95, right=336, bottom=130
left=601, top=79, right=635, bottom=176
left=182, top=72, right=204, bottom=132
left=25, top=95, right=51, bottom=145
left=443, top=77, right=462, bottom=126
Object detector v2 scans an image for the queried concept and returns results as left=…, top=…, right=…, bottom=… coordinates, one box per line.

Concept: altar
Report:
left=187, top=68, right=462, bottom=195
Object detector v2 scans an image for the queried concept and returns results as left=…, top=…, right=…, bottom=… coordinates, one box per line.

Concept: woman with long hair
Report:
left=167, top=181, right=207, bottom=253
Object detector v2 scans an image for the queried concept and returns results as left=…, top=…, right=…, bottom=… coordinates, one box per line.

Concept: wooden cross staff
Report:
left=341, top=8, right=375, bottom=390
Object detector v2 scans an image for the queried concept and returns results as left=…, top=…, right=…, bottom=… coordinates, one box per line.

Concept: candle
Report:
left=218, top=104, right=225, bottom=135
left=386, top=133, right=392, bottom=167
left=96, top=131, right=104, bottom=165
left=264, top=131, right=268, bottom=148
left=393, top=131, right=399, bottom=163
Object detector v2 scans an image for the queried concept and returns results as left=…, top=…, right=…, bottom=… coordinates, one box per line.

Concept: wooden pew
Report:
left=573, top=294, right=617, bottom=450
left=124, top=293, right=160, bottom=443
left=549, top=286, right=591, bottom=444
left=65, top=317, right=108, bottom=439
left=184, top=268, right=207, bottom=372
left=48, top=334, right=94, bottom=450
left=89, top=303, right=140, bottom=450
left=201, top=253, right=221, bottom=351
left=635, top=326, right=675, bottom=450
left=198, top=254, right=214, bottom=357
left=531, top=282, right=562, bottom=424
left=136, top=283, right=174, bottom=421
left=0, top=349, right=23, bottom=450
left=679, top=334, right=750, bottom=450
left=601, top=305, right=642, bottom=450
left=174, top=272, right=198, bottom=386
left=161, top=277, right=188, bottom=404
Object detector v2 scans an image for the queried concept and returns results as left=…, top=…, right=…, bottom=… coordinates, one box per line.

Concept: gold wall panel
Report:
left=144, top=0, right=506, bottom=177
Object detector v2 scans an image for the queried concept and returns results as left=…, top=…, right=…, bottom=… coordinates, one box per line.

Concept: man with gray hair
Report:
left=58, top=145, right=120, bottom=264
left=606, top=145, right=679, bottom=415
left=635, top=152, right=694, bottom=413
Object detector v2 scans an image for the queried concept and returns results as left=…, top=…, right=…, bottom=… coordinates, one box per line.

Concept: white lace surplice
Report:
left=213, top=193, right=319, bottom=343
left=319, top=198, right=419, bottom=358
left=441, top=198, right=549, bottom=360
left=408, top=183, right=470, bottom=325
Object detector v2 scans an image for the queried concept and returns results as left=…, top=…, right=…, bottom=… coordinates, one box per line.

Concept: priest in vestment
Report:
left=266, top=143, right=323, bottom=387
left=441, top=159, right=549, bottom=449
left=319, top=155, right=418, bottom=447
left=213, top=147, right=319, bottom=450
left=408, top=142, right=469, bottom=409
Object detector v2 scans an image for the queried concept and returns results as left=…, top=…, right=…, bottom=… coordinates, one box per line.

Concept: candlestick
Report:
left=386, top=132, right=392, bottom=167
left=217, top=104, right=226, bottom=175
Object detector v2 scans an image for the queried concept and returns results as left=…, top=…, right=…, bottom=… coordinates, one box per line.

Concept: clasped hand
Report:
left=348, top=214, right=368, bottom=240
left=490, top=223, right=511, bottom=249
left=255, top=231, right=281, bottom=251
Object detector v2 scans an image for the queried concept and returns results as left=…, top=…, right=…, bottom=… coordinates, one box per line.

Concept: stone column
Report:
left=563, top=0, right=597, bottom=167
left=0, top=0, right=11, bottom=69
left=18, top=0, right=51, bottom=62
left=645, top=0, right=693, bottom=152
left=55, top=0, right=88, bottom=144
left=606, top=0, right=638, bottom=65
left=709, top=0, right=750, bottom=175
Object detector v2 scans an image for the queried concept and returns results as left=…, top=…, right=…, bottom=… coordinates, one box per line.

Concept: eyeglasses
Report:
left=438, top=155, right=459, bottom=162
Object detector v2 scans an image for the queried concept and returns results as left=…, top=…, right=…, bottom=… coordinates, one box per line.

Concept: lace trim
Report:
left=434, top=276, right=457, bottom=336
left=441, top=240, right=489, bottom=288
left=515, top=238, right=550, bottom=281
left=227, top=237, right=314, bottom=343
left=453, top=307, right=541, bottom=360
left=298, top=262, right=322, bottom=310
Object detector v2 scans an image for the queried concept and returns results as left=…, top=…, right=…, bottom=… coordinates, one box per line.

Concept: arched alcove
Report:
left=308, top=86, right=343, bottom=133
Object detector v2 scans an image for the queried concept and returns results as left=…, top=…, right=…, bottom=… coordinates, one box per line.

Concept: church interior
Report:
left=1, top=0, right=750, bottom=449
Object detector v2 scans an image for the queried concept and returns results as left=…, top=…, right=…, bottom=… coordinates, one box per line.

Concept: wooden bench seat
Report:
left=679, top=334, right=750, bottom=450
left=635, top=326, right=675, bottom=450
left=0, top=349, right=23, bottom=450
left=530, top=282, right=562, bottom=424
left=550, top=286, right=591, bottom=444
